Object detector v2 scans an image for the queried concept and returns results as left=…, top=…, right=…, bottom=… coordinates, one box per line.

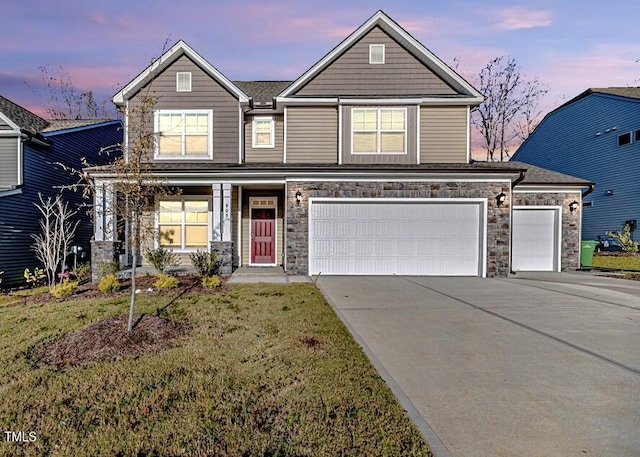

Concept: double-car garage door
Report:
left=309, top=199, right=484, bottom=276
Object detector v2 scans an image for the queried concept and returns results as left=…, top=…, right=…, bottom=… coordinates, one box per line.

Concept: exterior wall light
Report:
left=569, top=201, right=579, bottom=213
left=496, top=192, right=506, bottom=207
left=295, top=190, right=302, bottom=205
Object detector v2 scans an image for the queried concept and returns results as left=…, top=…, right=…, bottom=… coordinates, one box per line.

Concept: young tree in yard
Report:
left=107, top=94, right=172, bottom=331
left=473, top=56, right=548, bottom=161
left=31, top=194, right=79, bottom=291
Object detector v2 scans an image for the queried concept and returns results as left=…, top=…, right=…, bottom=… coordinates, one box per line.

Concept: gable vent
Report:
left=369, top=44, right=385, bottom=64
left=176, top=72, right=192, bottom=92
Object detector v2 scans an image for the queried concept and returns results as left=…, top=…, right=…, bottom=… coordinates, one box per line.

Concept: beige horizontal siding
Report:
left=295, top=27, right=457, bottom=97
left=244, top=114, right=284, bottom=162
left=420, top=106, right=468, bottom=163
left=128, top=55, right=240, bottom=164
left=286, top=107, right=338, bottom=163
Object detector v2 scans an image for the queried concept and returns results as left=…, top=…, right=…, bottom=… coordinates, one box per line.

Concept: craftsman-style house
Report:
left=89, top=11, right=592, bottom=277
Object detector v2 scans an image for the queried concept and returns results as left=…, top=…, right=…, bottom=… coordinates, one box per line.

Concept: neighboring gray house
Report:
left=512, top=88, right=640, bottom=242
left=0, top=95, right=122, bottom=287
left=89, top=10, right=591, bottom=276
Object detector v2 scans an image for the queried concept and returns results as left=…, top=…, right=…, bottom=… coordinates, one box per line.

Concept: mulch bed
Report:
left=32, top=314, right=188, bottom=369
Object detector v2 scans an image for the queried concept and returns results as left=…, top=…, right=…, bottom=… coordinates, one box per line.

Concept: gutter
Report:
left=582, top=183, right=595, bottom=198
left=20, top=130, right=49, bottom=147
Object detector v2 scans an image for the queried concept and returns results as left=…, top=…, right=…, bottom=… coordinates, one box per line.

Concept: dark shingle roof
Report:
left=234, top=81, right=292, bottom=105
left=562, top=87, right=640, bottom=108
left=0, top=95, right=49, bottom=133
left=42, top=119, right=114, bottom=133
left=501, top=161, right=592, bottom=185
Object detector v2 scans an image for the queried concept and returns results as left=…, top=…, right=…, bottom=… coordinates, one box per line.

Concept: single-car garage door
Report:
left=512, top=207, right=560, bottom=271
left=309, top=199, right=484, bottom=276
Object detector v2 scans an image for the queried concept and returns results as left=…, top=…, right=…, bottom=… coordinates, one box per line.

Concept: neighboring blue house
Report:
left=511, top=87, right=640, bottom=242
left=0, top=95, right=122, bottom=287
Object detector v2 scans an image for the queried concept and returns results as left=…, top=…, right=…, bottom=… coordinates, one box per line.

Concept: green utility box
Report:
left=580, top=240, right=597, bottom=268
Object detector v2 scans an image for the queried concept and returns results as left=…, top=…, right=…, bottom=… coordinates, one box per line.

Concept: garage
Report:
left=308, top=199, right=485, bottom=276
left=512, top=207, right=560, bottom=271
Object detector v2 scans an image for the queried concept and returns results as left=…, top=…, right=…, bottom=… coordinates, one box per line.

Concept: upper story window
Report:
left=155, top=110, right=212, bottom=159
left=618, top=132, right=632, bottom=147
left=635, top=129, right=640, bottom=142
left=176, top=72, right=192, bottom=92
left=158, top=198, right=209, bottom=250
left=352, top=108, right=406, bottom=154
left=252, top=117, right=275, bottom=148
left=369, top=44, right=385, bottom=64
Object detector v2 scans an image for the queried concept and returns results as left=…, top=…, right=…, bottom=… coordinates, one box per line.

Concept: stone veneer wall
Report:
left=512, top=192, right=581, bottom=271
left=286, top=181, right=511, bottom=277
left=210, top=241, right=234, bottom=275
left=90, top=240, right=121, bottom=283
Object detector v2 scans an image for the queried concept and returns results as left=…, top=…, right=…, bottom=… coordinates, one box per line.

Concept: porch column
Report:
left=212, top=183, right=222, bottom=241
left=222, top=183, right=232, bottom=242
left=94, top=179, right=115, bottom=241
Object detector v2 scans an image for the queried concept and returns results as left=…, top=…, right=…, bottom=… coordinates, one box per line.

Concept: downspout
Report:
left=512, top=169, right=526, bottom=187
left=581, top=183, right=595, bottom=198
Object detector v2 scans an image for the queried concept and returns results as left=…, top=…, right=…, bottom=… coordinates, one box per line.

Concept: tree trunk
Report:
left=127, top=211, right=137, bottom=332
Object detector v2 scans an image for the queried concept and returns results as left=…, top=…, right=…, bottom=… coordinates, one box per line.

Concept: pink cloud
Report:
left=494, top=6, right=552, bottom=30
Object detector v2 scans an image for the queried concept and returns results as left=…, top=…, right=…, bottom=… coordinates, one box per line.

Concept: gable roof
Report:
left=278, top=10, right=483, bottom=102
left=0, top=95, right=49, bottom=133
left=112, top=40, right=249, bottom=106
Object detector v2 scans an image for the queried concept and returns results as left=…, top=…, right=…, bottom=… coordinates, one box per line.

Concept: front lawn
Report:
left=0, top=280, right=431, bottom=456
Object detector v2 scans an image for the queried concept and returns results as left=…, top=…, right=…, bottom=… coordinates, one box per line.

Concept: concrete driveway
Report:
left=316, top=272, right=640, bottom=457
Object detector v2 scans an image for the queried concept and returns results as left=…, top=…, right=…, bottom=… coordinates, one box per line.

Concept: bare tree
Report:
left=28, top=65, right=118, bottom=119
left=31, top=194, right=79, bottom=290
left=472, top=56, right=548, bottom=161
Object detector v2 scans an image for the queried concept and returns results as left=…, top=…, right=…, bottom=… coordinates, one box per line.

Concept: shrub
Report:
left=74, top=262, right=92, bottom=282
left=24, top=267, right=46, bottom=288
left=190, top=250, right=219, bottom=277
left=52, top=280, right=78, bottom=299
left=98, top=274, right=120, bottom=293
left=145, top=247, right=181, bottom=274
left=202, top=275, right=221, bottom=289
left=606, top=224, right=639, bottom=254
left=154, top=273, right=178, bottom=290
left=96, top=260, right=120, bottom=280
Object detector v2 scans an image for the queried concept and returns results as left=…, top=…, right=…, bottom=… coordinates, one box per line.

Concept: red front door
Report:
left=251, top=208, right=275, bottom=264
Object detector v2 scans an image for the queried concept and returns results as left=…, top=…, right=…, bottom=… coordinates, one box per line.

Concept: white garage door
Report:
left=309, top=200, right=484, bottom=276
left=512, top=208, right=559, bottom=271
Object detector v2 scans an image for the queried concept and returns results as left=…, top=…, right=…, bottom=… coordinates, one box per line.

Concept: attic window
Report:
left=176, top=72, right=192, bottom=92
left=618, top=132, right=631, bottom=147
left=635, top=129, right=640, bottom=142
left=369, top=44, right=385, bottom=64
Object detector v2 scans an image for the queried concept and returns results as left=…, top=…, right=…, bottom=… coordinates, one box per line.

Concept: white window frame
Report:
left=156, top=197, right=211, bottom=252
left=154, top=109, right=213, bottom=159
left=369, top=44, right=385, bottom=64
left=351, top=107, right=407, bottom=155
left=176, top=72, right=192, bottom=92
left=252, top=117, right=275, bottom=148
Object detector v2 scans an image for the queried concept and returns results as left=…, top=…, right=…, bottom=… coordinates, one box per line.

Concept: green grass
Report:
left=0, top=282, right=431, bottom=456
left=592, top=253, right=640, bottom=270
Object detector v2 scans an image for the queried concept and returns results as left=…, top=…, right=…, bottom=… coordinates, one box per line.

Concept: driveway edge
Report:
left=316, top=282, right=452, bottom=457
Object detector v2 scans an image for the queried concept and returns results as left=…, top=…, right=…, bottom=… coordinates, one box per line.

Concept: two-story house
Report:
left=0, top=95, right=122, bottom=287
left=512, top=87, right=640, bottom=242
left=89, top=11, right=592, bottom=277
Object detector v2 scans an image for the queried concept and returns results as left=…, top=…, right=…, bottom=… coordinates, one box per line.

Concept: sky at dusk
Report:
left=2, top=0, right=640, bottom=120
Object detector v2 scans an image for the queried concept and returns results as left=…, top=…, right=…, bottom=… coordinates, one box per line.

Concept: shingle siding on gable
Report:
left=513, top=94, right=640, bottom=239
left=129, top=55, right=240, bottom=164
left=294, top=27, right=457, bottom=97
left=0, top=137, right=19, bottom=189
left=420, top=105, right=468, bottom=163
left=286, top=107, right=338, bottom=163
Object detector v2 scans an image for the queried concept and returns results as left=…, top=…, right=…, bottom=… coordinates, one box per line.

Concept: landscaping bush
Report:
left=96, top=260, right=120, bottom=280
left=52, top=280, right=78, bottom=299
left=24, top=267, right=46, bottom=288
left=154, top=273, right=178, bottom=290
left=98, top=274, right=120, bottom=293
left=201, top=274, right=221, bottom=289
left=145, top=247, right=180, bottom=274
left=74, top=262, right=92, bottom=282
left=606, top=224, right=639, bottom=254
left=189, top=249, right=218, bottom=276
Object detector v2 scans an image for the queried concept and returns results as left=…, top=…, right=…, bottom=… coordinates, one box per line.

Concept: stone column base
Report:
left=210, top=241, right=233, bottom=275
left=90, top=240, right=121, bottom=283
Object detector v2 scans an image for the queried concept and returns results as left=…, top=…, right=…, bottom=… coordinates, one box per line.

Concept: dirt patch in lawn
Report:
left=32, top=314, right=187, bottom=369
